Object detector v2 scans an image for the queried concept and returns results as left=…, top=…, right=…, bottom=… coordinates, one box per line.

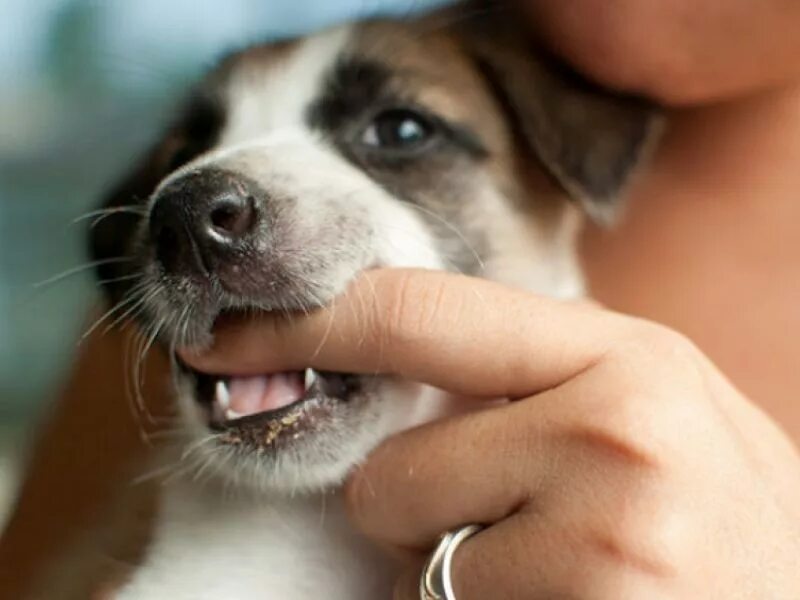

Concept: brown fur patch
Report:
left=348, top=19, right=569, bottom=225
left=27, top=475, right=159, bottom=600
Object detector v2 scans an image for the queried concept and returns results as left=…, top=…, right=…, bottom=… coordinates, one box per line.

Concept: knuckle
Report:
left=601, top=321, right=708, bottom=416
left=581, top=507, right=685, bottom=581
left=559, top=418, right=662, bottom=472
left=581, top=478, right=689, bottom=577
left=617, top=321, right=701, bottom=369
left=555, top=374, right=674, bottom=470
left=563, top=384, right=700, bottom=475
left=555, top=497, right=687, bottom=600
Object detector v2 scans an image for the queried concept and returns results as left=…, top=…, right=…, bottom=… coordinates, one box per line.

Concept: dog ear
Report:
left=90, top=90, right=225, bottom=297
left=89, top=138, right=169, bottom=298
left=452, top=1, right=662, bottom=223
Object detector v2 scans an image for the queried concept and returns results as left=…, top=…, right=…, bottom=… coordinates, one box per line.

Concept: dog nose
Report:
left=149, top=170, right=260, bottom=275
left=208, top=193, right=256, bottom=240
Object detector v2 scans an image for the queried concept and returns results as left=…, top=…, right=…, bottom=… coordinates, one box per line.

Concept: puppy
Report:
left=79, top=1, right=659, bottom=597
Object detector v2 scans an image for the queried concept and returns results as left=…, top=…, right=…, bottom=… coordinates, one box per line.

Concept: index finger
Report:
left=180, top=268, right=623, bottom=398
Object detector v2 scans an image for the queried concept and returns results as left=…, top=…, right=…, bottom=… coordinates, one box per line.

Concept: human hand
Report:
left=181, top=269, right=800, bottom=599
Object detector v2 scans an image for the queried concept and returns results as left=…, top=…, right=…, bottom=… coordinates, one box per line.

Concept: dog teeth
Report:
left=304, top=368, right=317, bottom=391
left=215, top=380, right=230, bottom=410
left=225, top=408, right=245, bottom=421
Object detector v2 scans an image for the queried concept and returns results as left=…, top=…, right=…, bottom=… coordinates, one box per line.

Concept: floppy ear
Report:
left=90, top=90, right=226, bottom=298
left=89, top=138, right=169, bottom=300
left=453, top=1, right=662, bottom=223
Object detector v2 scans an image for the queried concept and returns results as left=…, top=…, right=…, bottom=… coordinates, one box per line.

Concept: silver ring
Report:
left=419, top=524, right=483, bottom=600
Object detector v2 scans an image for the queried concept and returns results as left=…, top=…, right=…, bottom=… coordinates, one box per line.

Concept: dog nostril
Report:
left=210, top=195, right=255, bottom=238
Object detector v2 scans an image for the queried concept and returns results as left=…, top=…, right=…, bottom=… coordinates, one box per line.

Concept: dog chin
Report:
left=168, top=364, right=436, bottom=495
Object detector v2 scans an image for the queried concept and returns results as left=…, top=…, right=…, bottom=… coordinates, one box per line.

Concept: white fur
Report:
left=222, top=27, right=353, bottom=144
left=116, top=24, right=585, bottom=600
left=118, top=488, right=395, bottom=600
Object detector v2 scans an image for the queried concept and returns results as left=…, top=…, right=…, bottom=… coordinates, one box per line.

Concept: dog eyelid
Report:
left=358, top=108, right=438, bottom=153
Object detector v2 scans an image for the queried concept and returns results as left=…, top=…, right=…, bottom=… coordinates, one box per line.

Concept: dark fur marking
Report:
left=91, top=87, right=227, bottom=299
left=167, top=90, right=227, bottom=171
left=453, top=1, right=659, bottom=221
left=307, top=57, right=491, bottom=276
left=307, top=59, right=394, bottom=131
left=307, top=58, right=488, bottom=160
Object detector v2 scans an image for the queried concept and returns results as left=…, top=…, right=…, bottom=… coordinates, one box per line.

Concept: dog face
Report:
left=92, top=2, right=658, bottom=493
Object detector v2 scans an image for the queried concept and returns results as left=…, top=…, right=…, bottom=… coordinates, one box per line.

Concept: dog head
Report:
left=91, top=1, right=659, bottom=493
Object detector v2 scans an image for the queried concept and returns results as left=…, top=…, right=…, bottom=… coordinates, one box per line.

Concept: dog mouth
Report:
left=181, top=361, right=364, bottom=448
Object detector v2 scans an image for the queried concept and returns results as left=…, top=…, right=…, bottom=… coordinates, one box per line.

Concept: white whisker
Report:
left=33, top=257, right=133, bottom=289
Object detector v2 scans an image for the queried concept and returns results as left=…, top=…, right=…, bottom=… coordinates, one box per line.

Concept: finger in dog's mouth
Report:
left=177, top=359, right=363, bottom=448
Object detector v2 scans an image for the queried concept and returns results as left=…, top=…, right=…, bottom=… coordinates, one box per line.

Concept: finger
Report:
left=393, top=515, right=587, bottom=600
left=344, top=397, right=552, bottom=550
left=180, top=268, right=625, bottom=399
left=344, top=345, right=681, bottom=558
left=396, top=514, right=659, bottom=600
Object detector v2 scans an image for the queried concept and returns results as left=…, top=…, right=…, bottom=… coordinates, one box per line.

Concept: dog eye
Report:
left=361, top=109, right=435, bottom=150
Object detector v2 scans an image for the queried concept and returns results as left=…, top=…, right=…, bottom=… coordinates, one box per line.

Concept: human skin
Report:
left=526, top=0, right=800, bottom=105
left=180, top=269, right=800, bottom=598
left=3, top=1, right=800, bottom=597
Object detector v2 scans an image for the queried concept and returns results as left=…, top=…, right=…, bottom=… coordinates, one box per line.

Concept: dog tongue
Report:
left=227, top=372, right=304, bottom=416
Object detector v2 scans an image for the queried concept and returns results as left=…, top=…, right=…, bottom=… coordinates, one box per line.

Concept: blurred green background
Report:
left=0, top=0, right=447, bottom=525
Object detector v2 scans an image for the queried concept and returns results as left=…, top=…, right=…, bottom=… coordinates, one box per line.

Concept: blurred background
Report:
left=0, top=0, right=447, bottom=527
